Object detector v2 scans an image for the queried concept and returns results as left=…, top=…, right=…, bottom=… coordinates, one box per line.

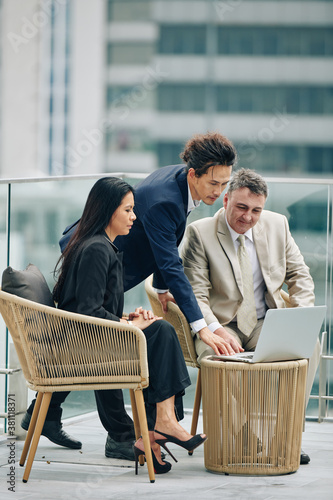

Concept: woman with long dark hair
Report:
left=53, top=177, right=206, bottom=474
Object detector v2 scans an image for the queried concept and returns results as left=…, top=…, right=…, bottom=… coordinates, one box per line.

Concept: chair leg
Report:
left=129, top=389, right=141, bottom=441
left=189, top=369, right=202, bottom=455
left=20, top=392, right=43, bottom=467
left=129, top=389, right=144, bottom=466
left=134, top=389, right=155, bottom=483
left=22, top=392, right=52, bottom=483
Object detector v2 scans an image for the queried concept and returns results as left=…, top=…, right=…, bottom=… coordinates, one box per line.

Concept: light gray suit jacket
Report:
left=181, top=208, right=315, bottom=331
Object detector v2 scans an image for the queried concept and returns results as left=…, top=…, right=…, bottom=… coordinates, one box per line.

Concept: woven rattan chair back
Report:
left=0, top=288, right=155, bottom=483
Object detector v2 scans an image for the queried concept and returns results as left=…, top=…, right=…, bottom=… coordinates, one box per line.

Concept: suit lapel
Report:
left=175, top=167, right=189, bottom=217
left=216, top=209, right=243, bottom=293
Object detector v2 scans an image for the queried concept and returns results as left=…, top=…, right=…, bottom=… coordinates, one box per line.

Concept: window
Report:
left=260, top=30, right=279, bottom=55
left=283, top=87, right=301, bottom=114
left=156, top=84, right=333, bottom=114
left=308, top=146, right=333, bottom=173
left=159, top=25, right=206, bottom=54
left=217, top=27, right=333, bottom=56
left=106, top=85, right=154, bottom=110
left=158, top=85, right=205, bottom=111
left=217, top=86, right=280, bottom=113
left=235, top=143, right=333, bottom=175
left=306, top=30, right=326, bottom=56
left=216, top=85, right=333, bottom=114
left=302, top=87, right=324, bottom=114
left=282, top=29, right=302, bottom=56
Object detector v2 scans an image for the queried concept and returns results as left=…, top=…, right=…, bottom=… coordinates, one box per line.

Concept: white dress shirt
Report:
left=208, top=218, right=266, bottom=333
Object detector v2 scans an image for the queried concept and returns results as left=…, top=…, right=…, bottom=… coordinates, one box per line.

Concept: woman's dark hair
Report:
left=180, top=131, right=237, bottom=177
left=53, top=177, right=134, bottom=302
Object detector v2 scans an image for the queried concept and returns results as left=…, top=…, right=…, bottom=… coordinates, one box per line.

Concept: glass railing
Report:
left=0, top=173, right=332, bottom=432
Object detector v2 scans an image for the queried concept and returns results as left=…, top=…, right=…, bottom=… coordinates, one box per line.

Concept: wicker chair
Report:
left=0, top=289, right=155, bottom=483
left=144, top=275, right=201, bottom=453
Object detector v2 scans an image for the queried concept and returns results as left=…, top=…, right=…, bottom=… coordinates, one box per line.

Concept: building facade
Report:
left=105, top=0, right=333, bottom=176
left=0, top=0, right=332, bottom=178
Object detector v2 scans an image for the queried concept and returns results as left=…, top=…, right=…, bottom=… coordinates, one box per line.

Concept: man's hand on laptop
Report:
left=213, top=326, right=244, bottom=354
left=198, top=326, right=242, bottom=356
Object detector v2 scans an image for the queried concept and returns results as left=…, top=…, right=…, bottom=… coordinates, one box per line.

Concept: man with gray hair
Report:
left=181, top=168, right=320, bottom=465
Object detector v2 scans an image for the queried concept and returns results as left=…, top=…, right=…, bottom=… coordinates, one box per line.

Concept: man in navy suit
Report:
left=62, top=132, right=237, bottom=352
left=23, top=131, right=237, bottom=459
left=116, top=134, right=236, bottom=353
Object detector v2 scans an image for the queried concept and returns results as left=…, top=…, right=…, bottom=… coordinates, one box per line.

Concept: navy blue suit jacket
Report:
left=59, top=165, right=203, bottom=324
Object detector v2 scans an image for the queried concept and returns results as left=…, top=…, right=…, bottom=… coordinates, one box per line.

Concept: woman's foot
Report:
left=154, top=420, right=206, bottom=445
left=154, top=429, right=207, bottom=459
left=135, top=432, right=165, bottom=466
left=153, top=422, right=207, bottom=461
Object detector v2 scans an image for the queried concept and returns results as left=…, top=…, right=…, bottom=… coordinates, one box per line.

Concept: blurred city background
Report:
left=0, top=0, right=332, bottom=430
left=0, top=0, right=332, bottom=179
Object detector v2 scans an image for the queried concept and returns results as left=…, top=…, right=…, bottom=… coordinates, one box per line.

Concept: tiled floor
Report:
left=0, top=411, right=332, bottom=500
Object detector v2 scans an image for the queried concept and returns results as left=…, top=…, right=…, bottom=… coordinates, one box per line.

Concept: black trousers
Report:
left=27, top=389, right=135, bottom=442
left=27, top=320, right=190, bottom=439
left=142, top=320, right=191, bottom=430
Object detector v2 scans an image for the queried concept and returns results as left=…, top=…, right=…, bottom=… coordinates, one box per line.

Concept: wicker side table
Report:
left=201, top=357, right=308, bottom=475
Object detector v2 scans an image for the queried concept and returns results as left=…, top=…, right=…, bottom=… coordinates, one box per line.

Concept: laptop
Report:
left=211, top=305, right=326, bottom=363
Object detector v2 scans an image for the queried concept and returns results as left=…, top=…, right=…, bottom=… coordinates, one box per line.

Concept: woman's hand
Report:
left=131, top=314, right=162, bottom=330
left=128, top=306, right=155, bottom=321
left=128, top=306, right=162, bottom=329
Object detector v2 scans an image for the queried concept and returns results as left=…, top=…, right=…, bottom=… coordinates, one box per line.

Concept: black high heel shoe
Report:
left=154, top=430, right=207, bottom=462
left=133, top=445, right=172, bottom=475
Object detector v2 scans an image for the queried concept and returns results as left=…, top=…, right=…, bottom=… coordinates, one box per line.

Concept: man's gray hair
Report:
left=228, top=168, right=268, bottom=198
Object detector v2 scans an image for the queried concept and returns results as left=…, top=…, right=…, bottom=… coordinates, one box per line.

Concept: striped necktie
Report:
left=237, top=234, right=257, bottom=336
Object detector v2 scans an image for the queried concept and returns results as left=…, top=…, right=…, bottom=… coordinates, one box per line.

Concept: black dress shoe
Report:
left=21, top=412, right=82, bottom=450
left=300, top=449, right=310, bottom=464
left=105, top=435, right=166, bottom=461
left=105, top=434, right=135, bottom=460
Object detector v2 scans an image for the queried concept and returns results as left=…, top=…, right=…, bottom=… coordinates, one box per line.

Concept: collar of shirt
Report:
left=187, top=182, right=201, bottom=215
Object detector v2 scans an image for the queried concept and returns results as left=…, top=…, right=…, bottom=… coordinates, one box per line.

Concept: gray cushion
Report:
left=1, top=264, right=55, bottom=307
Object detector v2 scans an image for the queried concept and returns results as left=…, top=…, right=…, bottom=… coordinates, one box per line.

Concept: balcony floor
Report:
left=0, top=410, right=332, bottom=500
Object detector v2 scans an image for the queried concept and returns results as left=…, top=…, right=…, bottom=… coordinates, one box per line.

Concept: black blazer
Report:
left=57, top=234, right=123, bottom=321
